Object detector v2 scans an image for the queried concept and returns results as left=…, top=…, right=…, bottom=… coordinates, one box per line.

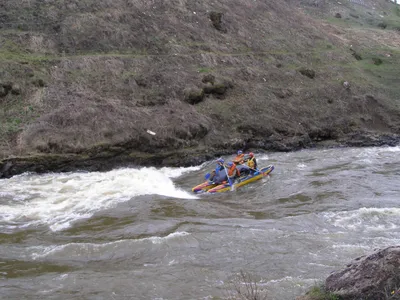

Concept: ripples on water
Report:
left=1, top=146, right=400, bottom=299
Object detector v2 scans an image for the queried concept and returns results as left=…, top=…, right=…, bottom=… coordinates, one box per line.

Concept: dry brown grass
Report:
left=1, top=0, right=400, bottom=158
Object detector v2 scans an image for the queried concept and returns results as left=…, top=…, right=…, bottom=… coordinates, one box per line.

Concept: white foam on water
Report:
left=382, top=146, right=400, bottom=152
left=266, top=276, right=294, bottom=284
left=264, top=276, right=319, bottom=288
left=0, top=167, right=198, bottom=231
left=332, top=244, right=371, bottom=250
left=158, top=165, right=202, bottom=178
left=30, top=231, right=190, bottom=260
left=58, top=274, right=69, bottom=280
left=355, top=146, right=400, bottom=162
left=323, top=207, right=400, bottom=231
left=255, top=154, right=270, bottom=161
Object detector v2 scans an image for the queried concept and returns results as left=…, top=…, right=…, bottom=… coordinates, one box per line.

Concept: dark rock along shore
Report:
left=1, top=131, right=400, bottom=179
left=325, top=246, right=400, bottom=300
left=297, top=246, right=400, bottom=300
left=1, top=0, right=400, bottom=178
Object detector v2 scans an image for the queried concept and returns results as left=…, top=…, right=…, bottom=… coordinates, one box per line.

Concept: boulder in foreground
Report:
left=325, top=246, right=400, bottom=300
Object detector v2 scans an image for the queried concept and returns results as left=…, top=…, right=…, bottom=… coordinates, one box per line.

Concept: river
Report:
left=1, top=146, right=400, bottom=300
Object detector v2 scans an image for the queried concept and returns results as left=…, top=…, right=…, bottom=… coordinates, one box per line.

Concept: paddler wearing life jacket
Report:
left=233, top=150, right=245, bottom=164
left=246, top=152, right=257, bottom=170
left=226, top=161, right=240, bottom=181
left=232, top=150, right=251, bottom=176
left=208, top=158, right=228, bottom=184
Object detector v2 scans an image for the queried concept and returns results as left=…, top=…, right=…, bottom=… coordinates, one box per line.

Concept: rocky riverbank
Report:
left=1, top=130, right=400, bottom=178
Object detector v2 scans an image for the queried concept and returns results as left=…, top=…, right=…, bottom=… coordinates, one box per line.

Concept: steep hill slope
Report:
left=1, top=0, right=400, bottom=176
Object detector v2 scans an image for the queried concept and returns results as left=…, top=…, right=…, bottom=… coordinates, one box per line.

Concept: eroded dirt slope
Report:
left=1, top=0, right=400, bottom=176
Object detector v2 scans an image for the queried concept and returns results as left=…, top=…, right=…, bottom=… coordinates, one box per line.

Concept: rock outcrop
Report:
left=325, top=246, right=400, bottom=300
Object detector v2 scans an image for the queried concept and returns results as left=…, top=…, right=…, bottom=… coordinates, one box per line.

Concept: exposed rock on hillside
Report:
left=298, top=68, right=316, bottom=79
left=209, top=11, right=227, bottom=32
left=184, top=87, right=205, bottom=104
left=1, top=0, right=400, bottom=176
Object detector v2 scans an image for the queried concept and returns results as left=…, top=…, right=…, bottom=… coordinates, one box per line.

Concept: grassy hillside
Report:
left=1, top=0, right=400, bottom=172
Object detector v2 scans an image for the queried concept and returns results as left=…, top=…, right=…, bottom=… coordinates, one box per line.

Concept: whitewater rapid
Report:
left=1, top=147, right=400, bottom=300
left=0, top=166, right=201, bottom=231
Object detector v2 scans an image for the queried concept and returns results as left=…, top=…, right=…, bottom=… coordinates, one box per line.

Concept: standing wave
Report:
left=0, top=167, right=199, bottom=231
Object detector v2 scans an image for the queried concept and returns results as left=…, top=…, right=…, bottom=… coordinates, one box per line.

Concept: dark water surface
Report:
left=1, top=146, right=400, bottom=299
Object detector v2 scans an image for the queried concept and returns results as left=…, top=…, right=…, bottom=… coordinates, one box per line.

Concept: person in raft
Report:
left=233, top=150, right=251, bottom=176
left=226, top=161, right=241, bottom=182
left=233, top=150, right=245, bottom=164
left=208, top=158, right=228, bottom=184
left=246, top=152, right=258, bottom=173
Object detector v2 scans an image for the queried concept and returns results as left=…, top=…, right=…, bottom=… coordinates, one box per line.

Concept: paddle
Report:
left=237, top=163, right=259, bottom=174
left=250, top=167, right=260, bottom=174
left=204, top=173, right=211, bottom=180
left=223, top=164, right=235, bottom=191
